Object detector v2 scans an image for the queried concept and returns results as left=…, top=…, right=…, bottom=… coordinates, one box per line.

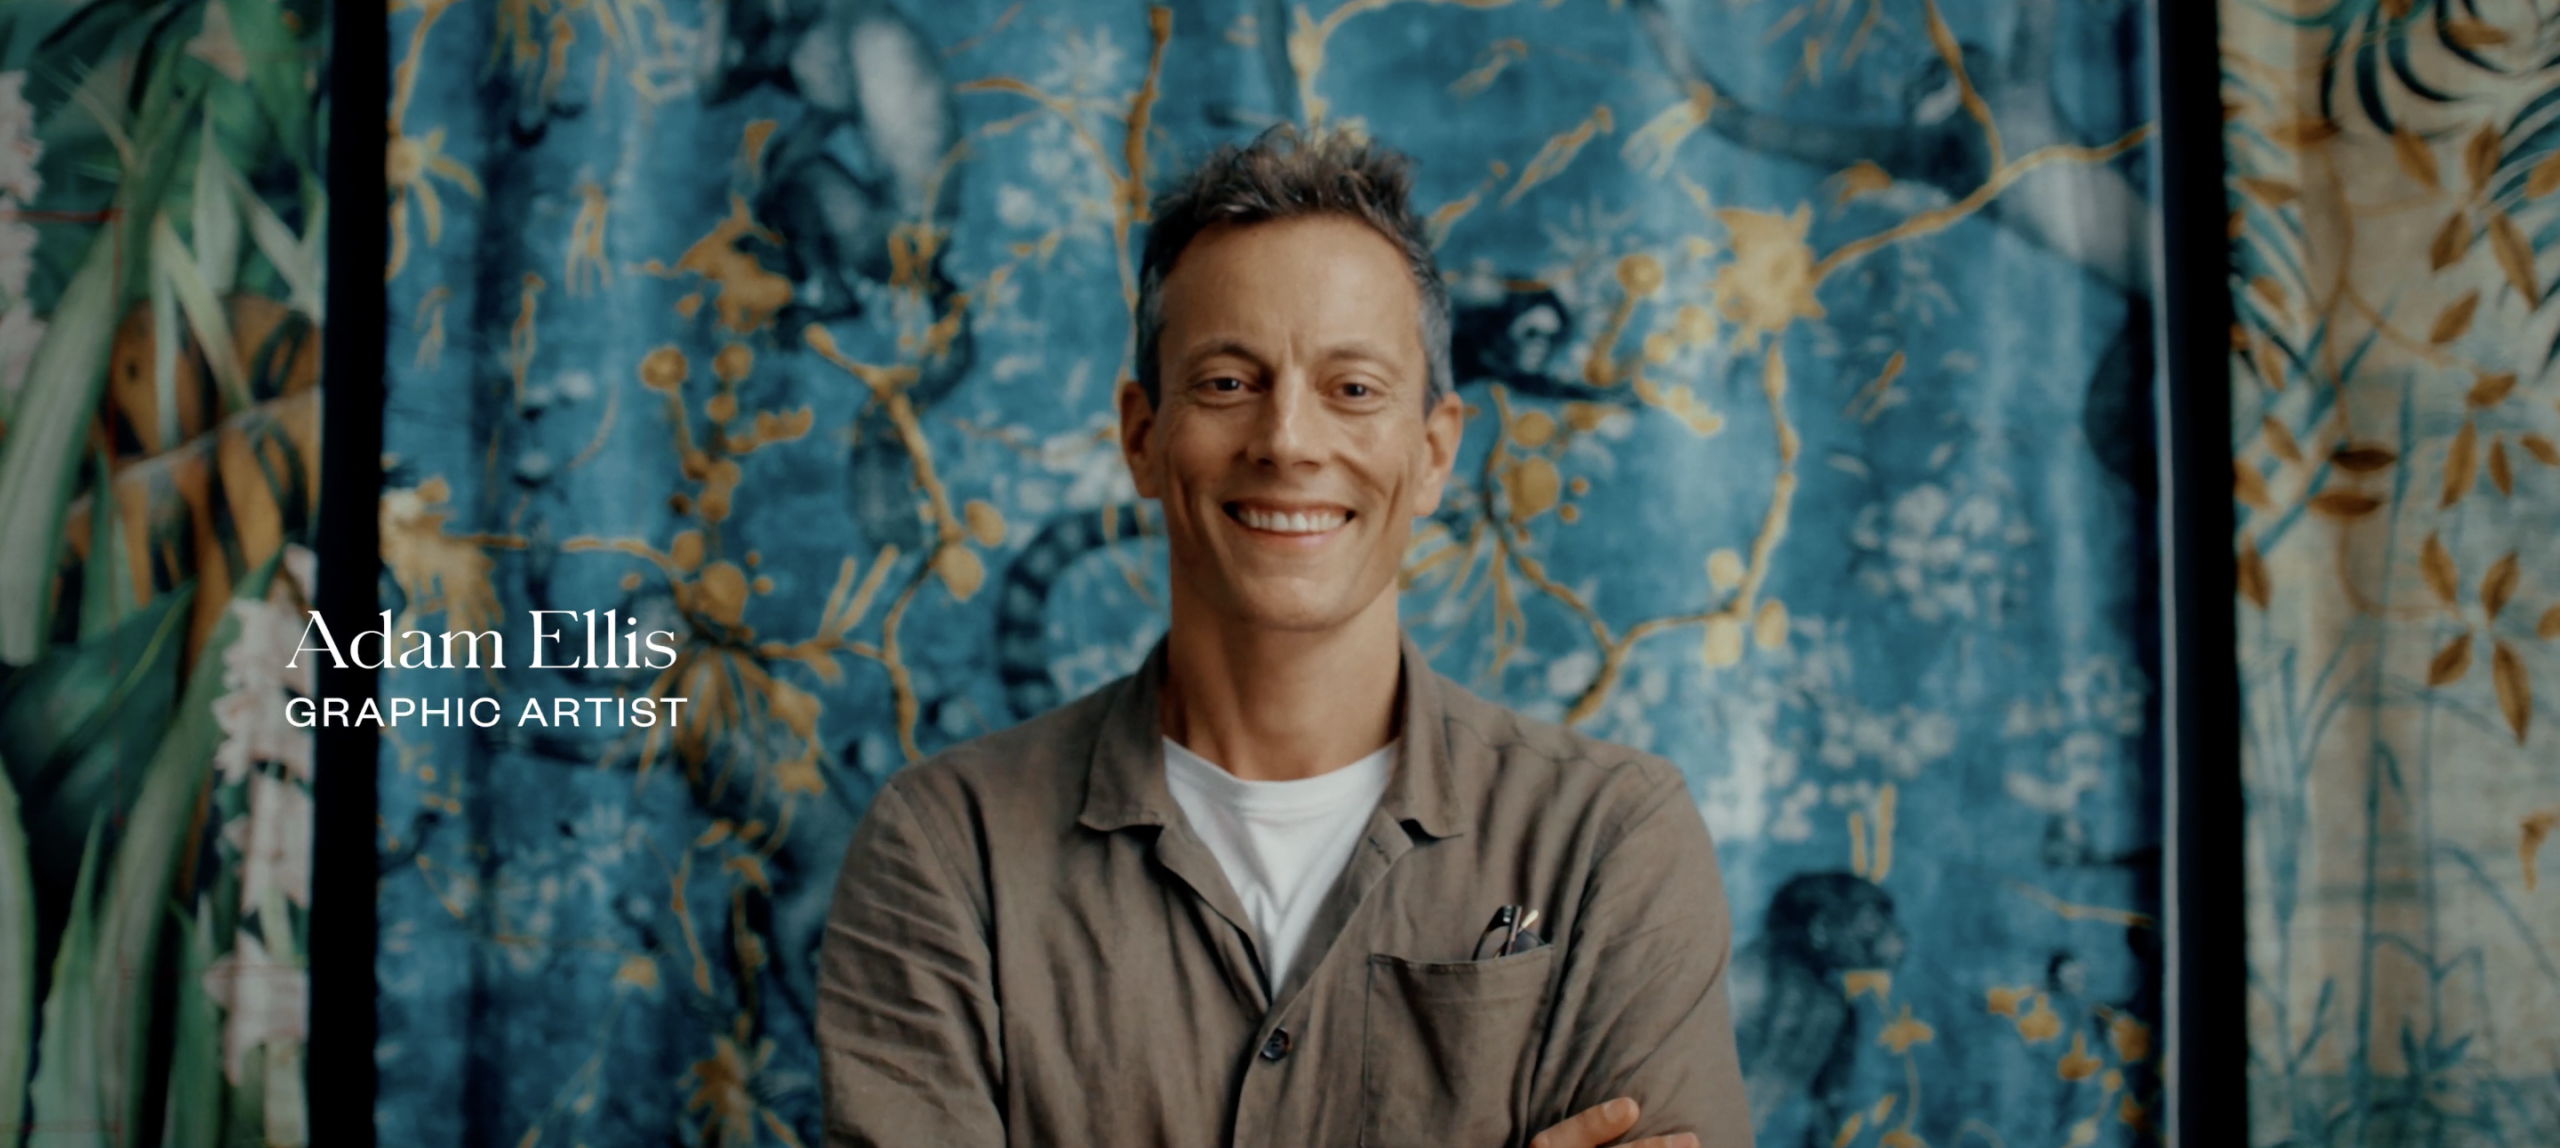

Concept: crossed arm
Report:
left=813, top=768, right=1751, bottom=1147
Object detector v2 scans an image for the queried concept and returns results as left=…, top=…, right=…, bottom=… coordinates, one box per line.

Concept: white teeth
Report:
left=1236, top=507, right=1345, bottom=534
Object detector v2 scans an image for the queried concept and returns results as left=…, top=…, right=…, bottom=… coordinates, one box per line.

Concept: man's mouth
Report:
left=1226, top=503, right=1352, bottom=536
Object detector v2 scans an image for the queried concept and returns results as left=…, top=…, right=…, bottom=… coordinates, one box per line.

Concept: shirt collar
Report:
left=1077, top=628, right=1466, bottom=839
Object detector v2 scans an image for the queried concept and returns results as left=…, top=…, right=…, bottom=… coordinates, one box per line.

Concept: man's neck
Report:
left=1157, top=594, right=1403, bottom=783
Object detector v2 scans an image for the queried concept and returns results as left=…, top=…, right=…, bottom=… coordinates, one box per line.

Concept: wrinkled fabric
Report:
left=817, top=633, right=1748, bottom=1147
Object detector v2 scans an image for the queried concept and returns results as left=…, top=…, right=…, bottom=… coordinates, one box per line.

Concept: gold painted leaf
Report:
left=963, top=500, right=1006, bottom=547
left=2057, top=1033, right=2103, bottom=1082
left=1562, top=401, right=1610, bottom=431
left=2238, top=535, right=2272, bottom=610
left=1833, top=1114, right=1865, bottom=1148
left=2250, top=275, right=2288, bottom=316
left=2523, top=807, right=2560, bottom=892
left=1986, top=985, right=2032, bottom=1017
left=2423, top=533, right=2459, bottom=606
left=1878, top=1004, right=1936, bottom=1054
left=1871, top=1096, right=1898, bottom=1125
left=1707, top=548, right=1745, bottom=591
left=2432, top=290, right=2480, bottom=344
left=2381, top=0, right=2412, bottom=17
left=2445, top=17, right=2512, bottom=48
left=2469, top=372, right=2518, bottom=407
left=2429, top=632, right=2473, bottom=686
left=2270, top=118, right=2342, bottom=148
left=2332, top=443, right=2398, bottom=472
left=2254, top=336, right=2288, bottom=391
left=2238, top=176, right=2301, bottom=206
left=2392, top=126, right=2440, bottom=189
left=2467, top=123, right=2503, bottom=192
left=2491, top=437, right=2515, bottom=496
left=2016, top=995, right=2062, bottom=1043
left=2110, top=1015, right=2152, bottom=1062
left=2444, top=419, right=2480, bottom=507
left=614, top=954, right=660, bottom=993
left=1836, top=160, right=1893, bottom=204
left=2263, top=416, right=2302, bottom=463
left=2234, top=459, right=2275, bottom=509
left=1842, top=970, right=1891, bottom=1001
left=1702, top=615, right=1743, bottom=668
left=934, top=546, right=984, bottom=602
left=1504, top=456, right=1562, bottom=523
left=640, top=345, right=689, bottom=392
left=2227, top=209, right=2245, bottom=240
left=2542, top=604, right=2560, bottom=640
left=2524, top=435, right=2560, bottom=466
left=1879, top=1131, right=1925, bottom=1148
left=1755, top=598, right=1789, bottom=651
left=2532, top=153, right=2560, bottom=199
left=2309, top=490, right=2384, bottom=518
left=2491, top=213, right=2540, bottom=307
left=2494, top=640, right=2530, bottom=743
left=2431, top=209, right=2471, bottom=271
left=1509, top=409, right=1557, bottom=448
left=2483, top=552, right=2520, bottom=621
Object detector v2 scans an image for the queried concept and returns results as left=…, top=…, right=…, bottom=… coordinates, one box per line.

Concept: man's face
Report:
left=1119, top=215, right=1464, bottom=635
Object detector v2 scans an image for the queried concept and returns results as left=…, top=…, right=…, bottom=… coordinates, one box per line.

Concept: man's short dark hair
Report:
left=1134, top=126, right=1453, bottom=408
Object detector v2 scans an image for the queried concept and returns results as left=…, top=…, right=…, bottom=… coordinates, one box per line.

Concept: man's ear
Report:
left=1411, top=390, right=1466, bottom=517
left=1116, top=378, right=1161, bottom=499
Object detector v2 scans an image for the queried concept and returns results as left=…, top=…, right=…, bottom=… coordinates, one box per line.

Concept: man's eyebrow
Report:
left=1174, top=339, right=1270, bottom=371
left=1313, top=339, right=1406, bottom=369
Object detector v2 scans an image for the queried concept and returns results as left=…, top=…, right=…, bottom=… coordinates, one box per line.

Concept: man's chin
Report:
left=1202, top=584, right=1383, bottom=636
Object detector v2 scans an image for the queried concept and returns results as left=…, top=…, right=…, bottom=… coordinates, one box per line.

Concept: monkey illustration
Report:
left=694, top=0, right=977, bottom=548
left=1727, top=871, right=1910, bottom=1146
left=1624, top=0, right=2157, bottom=494
left=995, top=504, right=1164, bottom=719
left=694, top=0, right=964, bottom=324
left=1448, top=274, right=1622, bottom=403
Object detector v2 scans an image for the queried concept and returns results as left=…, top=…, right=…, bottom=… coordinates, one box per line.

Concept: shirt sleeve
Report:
left=816, top=777, right=1009, bottom=1148
left=1529, top=760, right=1751, bottom=1147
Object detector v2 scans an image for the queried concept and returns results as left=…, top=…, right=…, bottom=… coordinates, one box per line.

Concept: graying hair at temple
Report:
left=1133, top=126, right=1455, bottom=408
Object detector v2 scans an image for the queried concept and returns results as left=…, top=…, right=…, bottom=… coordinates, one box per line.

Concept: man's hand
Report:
left=1527, top=1099, right=1699, bottom=1148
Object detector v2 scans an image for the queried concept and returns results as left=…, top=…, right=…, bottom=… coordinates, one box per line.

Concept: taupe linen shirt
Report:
left=816, top=633, right=1748, bottom=1147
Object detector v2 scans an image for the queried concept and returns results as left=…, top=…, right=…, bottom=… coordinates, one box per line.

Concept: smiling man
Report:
left=817, top=127, right=1748, bottom=1148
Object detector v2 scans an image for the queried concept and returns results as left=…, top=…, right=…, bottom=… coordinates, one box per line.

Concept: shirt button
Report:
left=1259, top=1028, right=1293, bottom=1061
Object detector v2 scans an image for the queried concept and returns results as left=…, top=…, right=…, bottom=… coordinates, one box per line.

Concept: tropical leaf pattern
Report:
left=0, top=0, right=326, bottom=1143
left=2227, top=0, right=2560, bottom=1142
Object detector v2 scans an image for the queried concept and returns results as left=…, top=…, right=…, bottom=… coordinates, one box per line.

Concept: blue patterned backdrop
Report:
left=371, top=0, right=2164, bottom=1144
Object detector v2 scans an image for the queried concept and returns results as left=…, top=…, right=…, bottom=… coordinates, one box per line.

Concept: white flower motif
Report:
left=0, top=213, right=38, bottom=303
left=1851, top=480, right=2027, bottom=624
left=1036, top=27, right=1128, bottom=117
left=201, top=932, right=307, bottom=1088
left=0, top=73, right=41, bottom=204
left=996, top=185, right=1041, bottom=229
left=213, top=594, right=317, bottom=783
left=224, top=772, right=313, bottom=909
left=0, top=300, right=43, bottom=402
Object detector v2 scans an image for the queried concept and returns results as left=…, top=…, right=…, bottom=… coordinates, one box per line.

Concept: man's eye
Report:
left=1205, top=376, right=1244, bottom=392
left=1341, top=382, right=1372, bottom=399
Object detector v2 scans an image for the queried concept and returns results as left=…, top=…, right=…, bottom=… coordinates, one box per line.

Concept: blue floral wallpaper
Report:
left=371, top=0, right=2165, bottom=1144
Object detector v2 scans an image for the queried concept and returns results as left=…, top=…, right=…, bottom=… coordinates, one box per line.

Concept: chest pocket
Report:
left=1359, top=946, right=1555, bottom=1148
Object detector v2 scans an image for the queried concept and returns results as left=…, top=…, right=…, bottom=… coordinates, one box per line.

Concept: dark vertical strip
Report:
left=311, top=0, right=388, bottom=1140
left=2149, top=0, right=2242, bottom=1141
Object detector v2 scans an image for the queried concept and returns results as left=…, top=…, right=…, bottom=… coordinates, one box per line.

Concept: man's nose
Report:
left=1248, top=376, right=1322, bottom=470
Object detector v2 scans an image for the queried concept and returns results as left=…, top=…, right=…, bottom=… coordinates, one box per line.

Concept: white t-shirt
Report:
left=1161, top=737, right=1395, bottom=989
